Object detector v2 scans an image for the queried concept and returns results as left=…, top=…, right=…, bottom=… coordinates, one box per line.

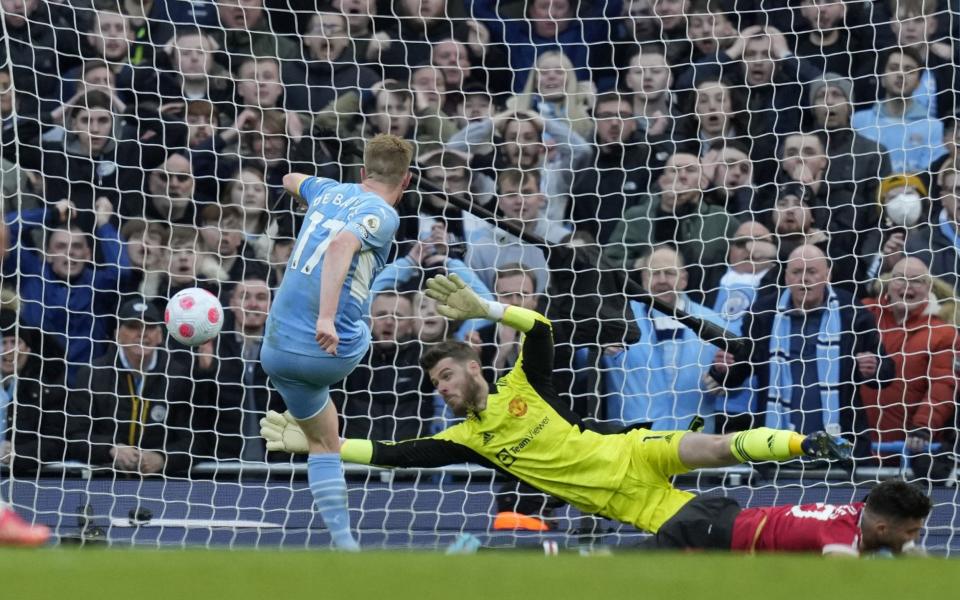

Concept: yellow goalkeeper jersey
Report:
left=354, top=308, right=694, bottom=533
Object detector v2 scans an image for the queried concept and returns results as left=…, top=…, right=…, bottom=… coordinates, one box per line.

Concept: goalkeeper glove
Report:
left=259, top=410, right=308, bottom=454
left=425, top=273, right=500, bottom=321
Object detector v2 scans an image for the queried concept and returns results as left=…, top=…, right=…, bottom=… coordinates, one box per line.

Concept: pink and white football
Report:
left=164, top=287, right=224, bottom=346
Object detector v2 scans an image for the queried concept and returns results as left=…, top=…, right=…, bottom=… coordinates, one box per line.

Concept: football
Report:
left=164, top=287, right=224, bottom=346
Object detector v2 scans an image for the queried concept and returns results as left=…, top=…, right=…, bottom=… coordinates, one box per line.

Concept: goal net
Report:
left=0, top=0, right=958, bottom=553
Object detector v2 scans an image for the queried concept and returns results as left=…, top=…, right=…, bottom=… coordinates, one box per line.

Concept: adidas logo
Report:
left=767, top=435, right=776, bottom=452
left=482, top=432, right=494, bottom=445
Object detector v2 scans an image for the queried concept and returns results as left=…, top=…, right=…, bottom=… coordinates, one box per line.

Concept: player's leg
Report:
left=262, top=345, right=362, bottom=551
left=295, top=398, right=359, bottom=551
left=678, top=428, right=851, bottom=469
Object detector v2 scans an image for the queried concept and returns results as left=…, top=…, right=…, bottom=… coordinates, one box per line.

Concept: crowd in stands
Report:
left=0, top=0, right=957, bottom=486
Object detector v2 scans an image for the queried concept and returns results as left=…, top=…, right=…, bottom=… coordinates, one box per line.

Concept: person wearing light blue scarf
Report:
left=707, top=245, right=894, bottom=448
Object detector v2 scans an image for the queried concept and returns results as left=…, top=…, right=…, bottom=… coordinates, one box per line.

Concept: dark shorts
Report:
left=648, top=495, right=743, bottom=550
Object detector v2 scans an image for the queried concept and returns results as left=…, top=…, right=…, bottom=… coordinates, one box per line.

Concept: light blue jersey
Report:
left=265, top=176, right=399, bottom=358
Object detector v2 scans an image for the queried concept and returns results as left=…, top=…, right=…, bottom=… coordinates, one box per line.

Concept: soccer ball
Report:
left=164, top=287, right=224, bottom=346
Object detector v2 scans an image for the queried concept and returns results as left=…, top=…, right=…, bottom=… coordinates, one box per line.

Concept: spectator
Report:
left=449, top=109, right=590, bottom=222
left=687, top=78, right=750, bottom=157
left=157, top=225, right=226, bottom=299
left=861, top=257, right=958, bottom=479
left=459, top=83, right=494, bottom=123
left=410, top=65, right=450, bottom=120
left=373, top=222, right=492, bottom=304
left=793, top=0, right=879, bottom=105
left=507, top=50, right=595, bottom=140
left=886, top=0, right=959, bottom=122
left=774, top=132, right=875, bottom=290
left=233, top=56, right=292, bottom=113
left=2, top=200, right=131, bottom=386
left=851, top=46, right=946, bottom=174
left=10, top=91, right=187, bottom=231
left=198, top=269, right=284, bottom=461
left=219, top=162, right=273, bottom=261
left=332, top=0, right=379, bottom=64
left=767, top=182, right=830, bottom=264
left=621, top=44, right=676, bottom=140
left=120, top=219, right=171, bottom=301
left=676, top=26, right=820, bottom=182
left=357, top=80, right=456, bottom=161
left=571, top=93, right=652, bottom=245
left=866, top=174, right=930, bottom=282
left=285, top=11, right=381, bottom=115
left=613, top=0, right=689, bottom=81
left=415, top=148, right=494, bottom=237
left=701, top=140, right=755, bottom=217
left=0, top=311, right=67, bottom=474
left=809, top=73, right=891, bottom=242
left=467, top=169, right=567, bottom=294
left=603, top=245, right=724, bottom=431
left=920, top=167, right=960, bottom=291
left=470, top=0, right=623, bottom=92
left=379, top=1, right=498, bottom=89
left=0, top=0, right=81, bottom=119
left=197, top=204, right=259, bottom=285
left=685, top=0, right=739, bottom=63
left=605, top=151, right=739, bottom=299
left=333, top=290, right=432, bottom=441
left=207, top=0, right=299, bottom=72
left=710, top=221, right=777, bottom=431
left=66, top=298, right=201, bottom=476
left=142, top=153, right=202, bottom=225
left=66, top=9, right=132, bottom=103
left=706, top=244, right=893, bottom=448
left=473, top=264, right=542, bottom=381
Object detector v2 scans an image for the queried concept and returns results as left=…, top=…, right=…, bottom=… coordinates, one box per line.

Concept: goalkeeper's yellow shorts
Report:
left=601, top=429, right=696, bottom=534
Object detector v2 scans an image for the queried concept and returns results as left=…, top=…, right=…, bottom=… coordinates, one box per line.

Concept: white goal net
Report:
left=0, top=0, right=958, bottom=553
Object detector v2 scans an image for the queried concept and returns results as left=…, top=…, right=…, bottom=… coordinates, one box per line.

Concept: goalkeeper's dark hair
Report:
left=864, top=480, right=932, bottom=521
left=421, top=341, right=481, bottom=372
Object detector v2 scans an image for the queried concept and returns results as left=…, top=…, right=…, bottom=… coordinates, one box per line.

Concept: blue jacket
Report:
left=3, top=208, right=132, bottom=385
left=602, top=297, right=723, bottom=432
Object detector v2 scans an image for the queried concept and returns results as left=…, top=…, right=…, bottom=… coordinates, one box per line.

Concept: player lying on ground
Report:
left=262, top=273, right=854, bottom=543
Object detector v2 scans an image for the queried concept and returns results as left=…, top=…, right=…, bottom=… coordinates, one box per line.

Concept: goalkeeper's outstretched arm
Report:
left=260, top=411, right=486, bottom=468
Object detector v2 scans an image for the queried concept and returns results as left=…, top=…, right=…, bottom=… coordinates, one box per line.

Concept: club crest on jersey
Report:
left=508, top=397, right=527, bottom=417
left=362, top=215, right=381, bottom=234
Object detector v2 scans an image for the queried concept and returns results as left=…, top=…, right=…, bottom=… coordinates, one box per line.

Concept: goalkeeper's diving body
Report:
left=260, top=134, right=413, bottom=550
left=262, top=274, right=853, bottom=549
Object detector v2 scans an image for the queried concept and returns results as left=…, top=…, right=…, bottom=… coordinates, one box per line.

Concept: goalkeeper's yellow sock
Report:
left=729, top=428, right=805, bottom=463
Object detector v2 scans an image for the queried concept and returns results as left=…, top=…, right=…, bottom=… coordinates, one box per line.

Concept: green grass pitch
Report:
left=2, top=549, right=957, bottom=600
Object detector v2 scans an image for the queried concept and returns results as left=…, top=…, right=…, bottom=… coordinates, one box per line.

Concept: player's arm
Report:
left=260, top=411, right=480, bottom=467
left=282, top=173, right=311, bottom=204
left=315, top=230, right=361, bottom=354
left=425, top=274, right=554, bottom=378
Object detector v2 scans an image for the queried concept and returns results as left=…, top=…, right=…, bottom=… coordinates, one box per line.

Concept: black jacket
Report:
left=4, top=352, right=67, bottom=474
left=284, top=48, right=381, bottom=114
left=333, top=340, right=432, bottom=442
left=194, top=323, right=288, bottom=461
left=66, top=347, right=203, bottom=475
left=571, top=135, right=658, bottom=245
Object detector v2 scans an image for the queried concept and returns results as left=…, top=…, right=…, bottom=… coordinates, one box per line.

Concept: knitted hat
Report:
left=878, top=173, right=928, bottom=202
left=808, top=72, right=854, bottom=105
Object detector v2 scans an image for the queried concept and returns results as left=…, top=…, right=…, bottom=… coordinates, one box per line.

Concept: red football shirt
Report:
left=731, top=502, right=863, bottom=555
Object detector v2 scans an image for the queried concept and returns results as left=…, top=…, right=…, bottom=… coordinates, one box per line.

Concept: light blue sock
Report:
left=307, top=453, right=359, bottom=551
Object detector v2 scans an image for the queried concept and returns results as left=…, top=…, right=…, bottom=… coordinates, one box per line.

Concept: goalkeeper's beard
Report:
left=451, top=375, right=486, bottom=417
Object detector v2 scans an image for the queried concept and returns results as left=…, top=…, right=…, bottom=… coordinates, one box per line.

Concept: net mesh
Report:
left=0, top=0, right=958, bottom=553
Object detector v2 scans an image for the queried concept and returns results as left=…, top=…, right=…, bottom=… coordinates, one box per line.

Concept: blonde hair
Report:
left=507, top=51, right=595, bottom=138
left=363, top=133, right=413, bottom=186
